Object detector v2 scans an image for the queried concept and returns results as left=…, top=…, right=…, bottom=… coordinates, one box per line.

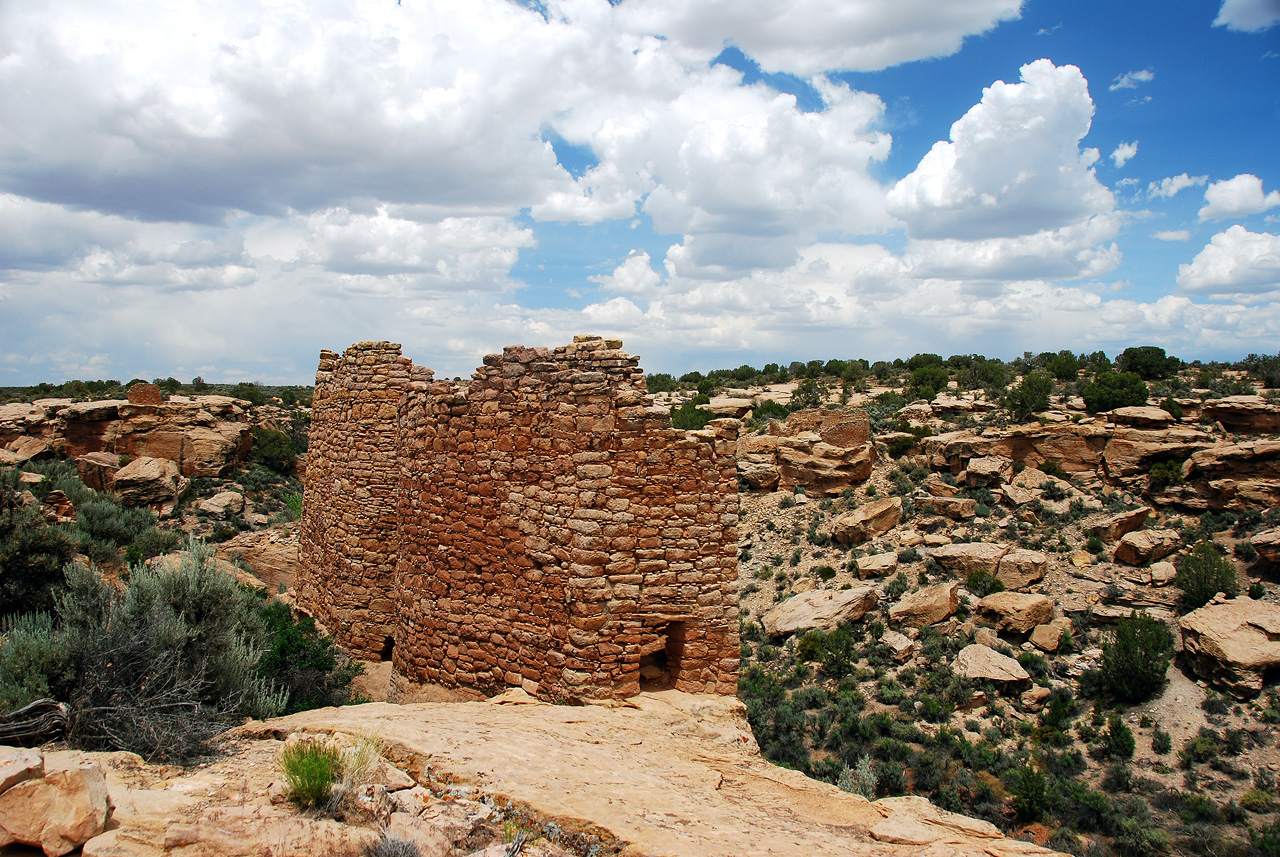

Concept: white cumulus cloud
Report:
left=1178, top=225, right=1280, bottom=295
left=1213, top=0, right=1280, bottom=31
left=1148, top=173, right=1208, bottom=199
left=1110, top=69, right=1155, bottom=90
left=1111, top=141, right=1138, bottom=167
left=1198, top=174, right=1280, bottom=221
left=1153, top=230, right=1191, bottom=241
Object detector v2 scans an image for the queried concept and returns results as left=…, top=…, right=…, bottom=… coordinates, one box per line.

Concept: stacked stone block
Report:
left=297, top=336, right=740, bottom=700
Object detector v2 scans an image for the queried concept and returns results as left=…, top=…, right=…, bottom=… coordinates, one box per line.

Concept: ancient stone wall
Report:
left=298, top=336, right=740, bottom=700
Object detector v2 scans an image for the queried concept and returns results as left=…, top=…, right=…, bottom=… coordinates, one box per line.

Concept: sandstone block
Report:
left=112, top=456, right=190, bottom=518
left=1180, top=597, right=1280, bottom=697
left=930, top=542, right=1007, bottom=576
left=977, top=592, right=1054, bottom=633
left=1113, top=528, right=1180, bottom=566
left=762, top=587, right=878, bottom=637
left=832, top=497, right=901, bottom=545
left=913, top=495, right=977, bottom=520
left=1253, top=528, right=1280, bottom=563
left=953, top=644, right=1030, bottom=686
left=995, top=548, right=1048, bottom=590
left=888, top=581, right=958, bottom=628
left=966, top=456, right=1013, bottom=487
left=0, top=764, right=111, bottom=857
left=198, top=490, right=245, bottom=517
left=855, top=552, right=898, bottom=578
left=1029, top=618, right=1073, bottom=652
left=0, top=748, right=42, bottom=794
left=1083, top=507, right=1151, bottom=543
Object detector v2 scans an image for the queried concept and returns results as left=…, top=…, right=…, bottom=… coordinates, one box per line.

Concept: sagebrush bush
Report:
left=76, top=496, right=155, bottom=548
left=1175, top=540, right=1239, bottom=612
left=1098, top=612, right=1173, bottom=703
left=0, top=612, right=75, bottom=712
left=0, top=500, right=76, bottom=617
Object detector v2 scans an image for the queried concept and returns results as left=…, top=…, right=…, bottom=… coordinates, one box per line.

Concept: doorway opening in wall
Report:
left=639, top=621, right=687, bottom=690
left=380, top=636, right=395, bottom=662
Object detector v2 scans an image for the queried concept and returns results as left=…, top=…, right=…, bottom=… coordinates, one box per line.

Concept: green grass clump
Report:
left=281, top=739, right=342, bottom=809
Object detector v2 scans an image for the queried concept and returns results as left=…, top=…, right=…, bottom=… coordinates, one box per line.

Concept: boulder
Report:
left=1149, top=561, right=1177, bottom=586
left=922, top=474, right=960, bottom=497
left=882, top=631, right=916, bottom=663
left=929, top=542, right=1007, bottom=576
left=888, top=581, right=959, bottom=628
left=701, top=397, right=754, bottom=418
left=1180, top=598, right=1280, bottom=697
left=1252, top=528, right=1280, bottom=564
left=953, top=644, right=1030, bottom=686
left=112, top=456, right=190, bottom=517
left=995, top=548, right=1048, bottom=590
left=855, top=552, right=898, bottom=578
left=977, top=592, right=1054, bottom=634
left=913, top=495, right=977, bottom=520
left=965, top=456, right=1013, bottom=488
left=0, top=763, right=112, bottom=857
left=1113, top=528, right=1180, bottom=566
left=761, top=587, right=878, bottom=637
left=199, top=490, right=246, bottom=518
left=1083, top=507, right=1151, bottom=543
left=832, top=497, right=901, bottom=545
left=0, top=748, right=43, bottom=794
left=1029, top=618, right=1073, bottom=652
left=735, top=434, right=781, bottom=490
left=74, top=452, right=122, bottom=493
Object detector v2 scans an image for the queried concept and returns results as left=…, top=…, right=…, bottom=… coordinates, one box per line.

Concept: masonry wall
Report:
left=297, top=336, right=740, bottom=700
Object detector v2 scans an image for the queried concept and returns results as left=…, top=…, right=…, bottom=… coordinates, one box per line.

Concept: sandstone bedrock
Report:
left=298, top=336, right=741, bottom=702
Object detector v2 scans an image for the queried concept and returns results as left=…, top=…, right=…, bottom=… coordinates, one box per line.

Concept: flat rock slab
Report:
left=978, top=592, right=1054, bottom=634
left=953, top=644, right=1030, bottom=686
left=763, top=587, right=878, bottom=636
left=888, top=581, right=959, bottom=628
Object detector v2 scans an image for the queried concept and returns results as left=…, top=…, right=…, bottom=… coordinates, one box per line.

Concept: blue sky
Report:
left=1, top=0, right=1278, bottom=384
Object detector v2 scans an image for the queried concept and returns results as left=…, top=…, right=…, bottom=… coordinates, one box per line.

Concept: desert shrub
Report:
left=1081, top=371, right=1149, bottom=413
left=1097, top=611, right=1173, bottom=703
left=251, top=427, right=297, bottom=475
left=671, top=395, right=713, bottom=430
left=1147, top=460, right=1183, bottom=492
left=645, top=372, right=678, bottom=393
left=1236, top=540, right=1258, bottom=562
left=124, top=528, right=183, bottom=564
left=1087, top=534, right=1105, bottom=555
left=257, top=600, right=364, bottom=714
left=0, top=502, right=76, bottom=618
left=752, top=399, right=790, bottom=422
left=1004, top=371, right=1053, bottom=420
left=1116, top=346, right=1180, bottom=381
left=1152, top=727, right=1172, bottom=755
left=365, top=836, right=421, bottom=857
left=1252, top=581, right=1267, bottom=599
left=76, top=496, right=155, bottom=549
left=908, top=364, right=949, bottom=402
left=1159, top=396, right=1184, bottom=419
left=790, top=378, right=830, bottom=410
left=281, top=739, right=341, bottom=808
left=0, top=612, right=75, bottom=712
left=814, top=564, right=837, bottom=581
left=884, top=572, right=909, bottom=600
left=965, top=570, right=1004, bottom=597
left=1038, top=459, right=1070, bottom=481
left=897, top=546, right=920, bottom=563
left=1241, top=789, right=1275, bottom=813
left=1099, top=715, right=1136, bottom=760
left=1175, top=540, right=1239, bottom=612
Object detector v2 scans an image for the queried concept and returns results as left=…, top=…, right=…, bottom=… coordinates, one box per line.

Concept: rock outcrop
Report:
left=1167, top=439, right=1280, bottom=510
left=1113, top=529, right=1180, bottom=566
left=1253, top=528, right=1280, bottom=563
left=0, top=752, right=112, bottom=857
left=1201, top=395, right=1280, bottom=432
left=736, top=408, right=876, bottom=495
left=977, top=592, right=1054, bottom=634
left=1180, top=598, right=1280, bottom=697
left=111, top=456, right=191, bottom=517
left=953, top=645, right=1030, bottom=686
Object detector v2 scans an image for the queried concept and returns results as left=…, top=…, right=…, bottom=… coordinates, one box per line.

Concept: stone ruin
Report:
left=296, top=336, right=742, bottom=700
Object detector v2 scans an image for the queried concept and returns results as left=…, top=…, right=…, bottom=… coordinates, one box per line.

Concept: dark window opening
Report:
left=380, top=635, right=395, bottom=662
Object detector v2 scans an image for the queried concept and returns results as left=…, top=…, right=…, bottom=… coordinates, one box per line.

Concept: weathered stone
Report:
left=1253, top=528, right=1280, bottom=563
left=198, top=490, right=245, bottom=517
left=1149, top=561, right=1177, bottom=586
left=965, top=456, right=1013, bottom=487
left=1113, top=528, right=1180, bottom=565
left=0, top=748, right=43, bottom=794
left=761, top=587, right=878, bottom=637
left=74, top=452, right=122, bottom=493
left=913, top=495, right=977, bottom=520
left=930, top=542, right=1007, bottom=576
left=953, top=644, right=1030, bottom=686
left=995, top=548, right=1048, bottom=590
left=1167, top=439, right=1280, bottom=510
left=111, top=456, right=190, bottom=518
left=854, top=552, right=898, bottom=578
left=888, top=581, right=959, bottom=628
left=882, top=630, right=916, bottom=663
left=831, top=497, right=901, bottom=545
left=126, top=382, right=164, bottom=406
left=1180, top=598, right=1280, bottom=697
left=0, top=764, right=111, bottom=857
left=1083, top=507, right=1151, bottom=543
left=1021, top=685, right=1052, bottom=710
left=1029, top=618, right=1073, bottom=652
left=1201, top=395, right=1280, bottom=433
left=1108, top=406, right=1175, bottom=427
left=977, top=592, right=1054, bottom=633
